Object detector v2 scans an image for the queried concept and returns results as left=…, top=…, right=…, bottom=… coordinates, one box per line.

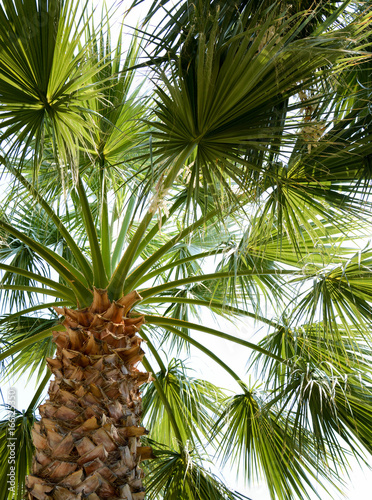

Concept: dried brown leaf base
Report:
left=26, top=289, right=153, bottom=500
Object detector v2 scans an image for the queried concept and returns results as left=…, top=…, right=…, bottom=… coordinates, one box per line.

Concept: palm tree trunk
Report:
left=26, top=288, right=153, bottom=500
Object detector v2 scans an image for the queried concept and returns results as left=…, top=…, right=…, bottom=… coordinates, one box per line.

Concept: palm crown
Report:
left=0, top=1, right=372, bottom=499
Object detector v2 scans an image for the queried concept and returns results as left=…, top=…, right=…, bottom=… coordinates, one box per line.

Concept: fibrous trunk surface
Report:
left=26, top=289, right=153, bottom=500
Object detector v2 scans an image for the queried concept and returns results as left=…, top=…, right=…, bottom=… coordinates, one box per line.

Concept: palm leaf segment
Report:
left=0, top=0, right=104, bottom=175
left=147, top=1, right=372, bottom=214
left=0, top=0, right=372, bottom=499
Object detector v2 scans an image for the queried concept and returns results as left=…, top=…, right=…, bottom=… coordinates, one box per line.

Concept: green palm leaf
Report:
left=268, top=362, right=372, bottom=461
left=0, top=1, right=370, bottom=498
left=143, top=439, right=250, bottom=500
left=0, top=406, right=34, bottom=500
left=142, top=358, right=224, bottom=448
left=0, top=315, right=57, bottom=383
left=292, top=249, right=372, bottom=336
left=0, top=0, right=104, bottom=175
left=213, top=389, right=344, bottom=500
left=146, top=4, right=371, bottom=210
left=0, top=373, right=49, bottom=500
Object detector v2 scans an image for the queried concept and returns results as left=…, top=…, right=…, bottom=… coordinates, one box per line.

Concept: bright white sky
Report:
left=1, top=1, right=372, bottom=499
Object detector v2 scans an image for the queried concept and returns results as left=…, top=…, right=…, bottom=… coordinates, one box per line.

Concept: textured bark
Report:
left=26, top=289, right=153, bottom=500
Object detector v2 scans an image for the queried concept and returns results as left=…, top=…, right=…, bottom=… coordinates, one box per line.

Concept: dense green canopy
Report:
left=0, top=0, right=371, bottom=499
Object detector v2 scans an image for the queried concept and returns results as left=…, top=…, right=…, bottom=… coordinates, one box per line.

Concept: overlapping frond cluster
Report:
left=26, top=289, right=152, bottom=500
left=0, top=0, right=371, bottom=499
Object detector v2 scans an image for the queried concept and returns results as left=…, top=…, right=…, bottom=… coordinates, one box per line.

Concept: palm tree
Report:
left=0, top=0, right=371, bottom=499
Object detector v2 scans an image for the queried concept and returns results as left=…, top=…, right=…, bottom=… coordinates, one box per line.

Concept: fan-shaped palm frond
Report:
left=213, top=389, right=344, bottom=500
left=143, top=3, right=371, bottom=212
left=251, top=321, right=372, bottom=390
left=267, top=362, right=372, bottom=462
left=0, top=0, right=106, bottom=177
left=142, top=358, right=224, bottom=448
left=292, top=249, right=372, bottom=336
left=0, top=315, right=57, bottom=383
left=143, top=439, right=250, bottom=500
